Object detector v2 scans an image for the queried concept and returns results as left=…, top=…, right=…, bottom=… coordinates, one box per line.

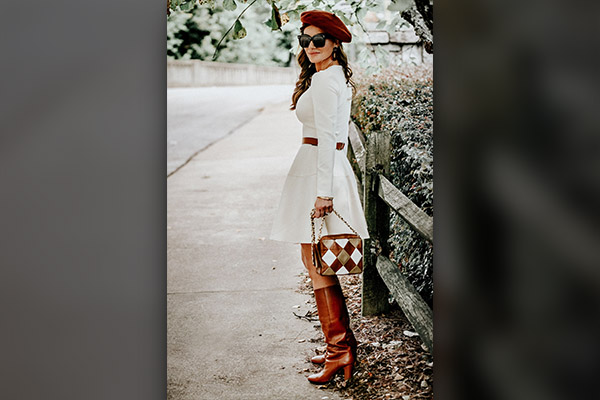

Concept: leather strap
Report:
left=302, top=137, right=345, bottom=150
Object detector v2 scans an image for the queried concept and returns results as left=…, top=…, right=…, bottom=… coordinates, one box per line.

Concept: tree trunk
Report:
left=401, top=0, right=433, bottom=54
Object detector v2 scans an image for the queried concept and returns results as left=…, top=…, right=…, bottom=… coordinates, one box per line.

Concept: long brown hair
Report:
left=290, top=23, right=356, bottom=110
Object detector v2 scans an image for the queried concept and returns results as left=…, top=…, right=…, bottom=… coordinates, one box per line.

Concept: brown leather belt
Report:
left=302, top=137, right=345, bottom=150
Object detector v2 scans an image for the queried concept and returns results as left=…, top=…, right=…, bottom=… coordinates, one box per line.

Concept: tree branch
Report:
left=212, top=0, right=259, bottom=61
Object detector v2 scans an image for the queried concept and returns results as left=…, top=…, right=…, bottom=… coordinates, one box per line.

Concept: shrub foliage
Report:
left=351, top=65, right=433, bottom=305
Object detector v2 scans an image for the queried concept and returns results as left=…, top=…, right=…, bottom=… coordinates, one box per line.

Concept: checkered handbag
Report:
left=310, top=208, right=364, bottom=276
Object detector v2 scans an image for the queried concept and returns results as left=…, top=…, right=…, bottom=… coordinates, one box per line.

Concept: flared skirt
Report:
left=270, top=151, right=370, bottom=244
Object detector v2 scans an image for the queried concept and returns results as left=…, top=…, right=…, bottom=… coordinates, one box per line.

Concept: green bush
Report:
left=351, top=64, right=433, bottom=306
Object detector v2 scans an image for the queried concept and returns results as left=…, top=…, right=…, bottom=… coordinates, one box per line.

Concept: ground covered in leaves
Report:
left=295, top=272, right=433, bottom=400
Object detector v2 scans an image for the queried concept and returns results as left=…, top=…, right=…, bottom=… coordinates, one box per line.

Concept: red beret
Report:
left=300, top=10, right=352, bottom=43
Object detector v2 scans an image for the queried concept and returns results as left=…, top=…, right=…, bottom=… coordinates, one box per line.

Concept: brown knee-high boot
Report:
left=310, top=337, right=357, bottom=364
left=307, top=284, right=357, bottom=383
left=311, top=309, right=357, bottom=365
left=310, top=324, right=357, bottom=364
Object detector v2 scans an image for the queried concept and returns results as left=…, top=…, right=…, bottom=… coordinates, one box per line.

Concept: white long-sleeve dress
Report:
left=270, top=65, right=370, bottom=244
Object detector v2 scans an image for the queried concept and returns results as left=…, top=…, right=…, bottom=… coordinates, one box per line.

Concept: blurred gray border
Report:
left=0, top=2, right=165, bottom=399
left=435, top=0, right=600, bottom=399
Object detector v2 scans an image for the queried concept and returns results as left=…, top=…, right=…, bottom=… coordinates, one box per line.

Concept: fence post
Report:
left=361, top=130, right=392, bottom=316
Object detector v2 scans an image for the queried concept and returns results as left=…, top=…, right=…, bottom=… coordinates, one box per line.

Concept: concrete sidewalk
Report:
left=167, top=101, right=344, bottom=400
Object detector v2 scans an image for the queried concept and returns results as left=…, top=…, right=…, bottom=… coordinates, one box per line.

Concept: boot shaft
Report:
left=313, top=284, right=354, bottom=349
left=309, top=284, right=358, bottom=384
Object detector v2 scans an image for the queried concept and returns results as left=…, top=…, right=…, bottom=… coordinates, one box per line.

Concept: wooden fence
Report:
left=347, top=121, right=433, bottom=354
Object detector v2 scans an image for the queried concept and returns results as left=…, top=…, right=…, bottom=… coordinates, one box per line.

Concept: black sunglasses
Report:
left=297, top=33, right=331, bottom=48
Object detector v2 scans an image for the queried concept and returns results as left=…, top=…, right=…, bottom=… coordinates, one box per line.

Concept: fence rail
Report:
left=378, top=175, right=433, bottom=243
left=347, top=121, right=433, bottom=354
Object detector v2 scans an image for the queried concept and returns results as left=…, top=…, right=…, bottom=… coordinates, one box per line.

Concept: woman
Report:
left=270, top=10, right=370, bottom=383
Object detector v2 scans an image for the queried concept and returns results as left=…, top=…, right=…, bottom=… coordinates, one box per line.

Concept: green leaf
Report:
left=279, top=0, right=295, bottom=9
left=388, top=0, right=414, bottom=12
left=180, top=0, right=195, bottom=12
left=376, top=20, right=387, bottom=30
left=366, top=0, right=382, bottom=8
left=232, top=19, right=247, bottom=39
left=374, top=45, right=390, bottom=67
left=223, top=0, right=237, bottom=11
left=385, top=15, right=401, bottom=34
left=264, top=17, right=277, bottom=30
left=265, top=3, right=282, bottom=31
left=356, top=7, right=368, bottom=21
left=357, top=47, right=373, bottom=67
left=286, top=9, right=299, bottom=21
left=365, top=65, right=378, bottom=76
left=338, top=13, right=352, bottom=26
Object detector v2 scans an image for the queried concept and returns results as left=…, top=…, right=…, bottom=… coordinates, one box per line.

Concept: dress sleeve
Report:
left=311, top=72, right=340, bottom=198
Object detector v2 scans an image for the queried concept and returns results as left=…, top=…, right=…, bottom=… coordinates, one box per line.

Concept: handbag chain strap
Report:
left=310, top=208, right=360, bottom=244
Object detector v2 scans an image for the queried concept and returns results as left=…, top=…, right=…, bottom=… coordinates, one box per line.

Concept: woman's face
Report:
left=302, top=25, right=337, bottom=65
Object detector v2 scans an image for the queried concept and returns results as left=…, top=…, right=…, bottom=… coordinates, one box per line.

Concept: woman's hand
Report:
left=313, top=197, right=333, bottom=218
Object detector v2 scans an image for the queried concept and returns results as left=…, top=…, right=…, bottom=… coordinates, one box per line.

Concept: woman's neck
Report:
left=315, top=57, right=339, bottom=72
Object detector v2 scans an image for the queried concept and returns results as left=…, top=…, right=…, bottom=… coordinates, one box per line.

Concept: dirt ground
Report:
left=295, top=272, right=433, bottom=400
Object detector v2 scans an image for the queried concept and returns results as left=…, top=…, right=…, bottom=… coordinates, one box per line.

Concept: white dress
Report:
left=270, top=65, right=370, bottom=244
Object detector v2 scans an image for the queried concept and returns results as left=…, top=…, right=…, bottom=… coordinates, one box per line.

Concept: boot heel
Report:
left=343, top=364, right=353, bottom=381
